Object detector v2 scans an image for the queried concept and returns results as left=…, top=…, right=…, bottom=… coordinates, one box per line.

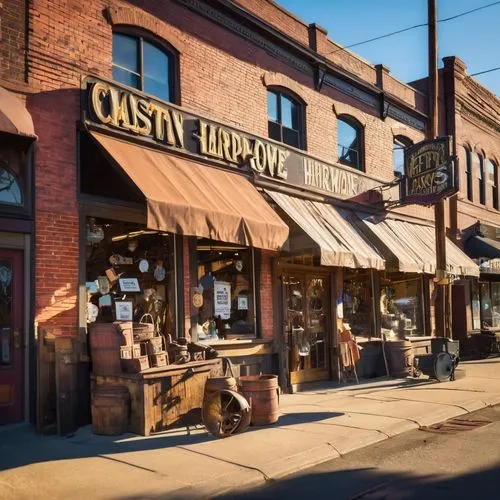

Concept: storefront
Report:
left=463, top=223, right=500, bottom=354
left=79, top=76, right=478, bottom=405
left=0, top=87, right=36, bottom=426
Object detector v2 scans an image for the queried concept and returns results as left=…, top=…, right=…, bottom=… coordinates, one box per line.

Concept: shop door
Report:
left=283, top=272, right=330, bottom=386
left=0, top=250, right=24, bottom=425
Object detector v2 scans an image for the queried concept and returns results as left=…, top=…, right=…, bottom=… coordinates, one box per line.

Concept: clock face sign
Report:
left=235, top=260, right=243, bottom=272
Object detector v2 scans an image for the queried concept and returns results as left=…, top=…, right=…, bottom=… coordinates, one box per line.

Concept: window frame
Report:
left=478, top=153, right=486, bottom=205
left=393, top=135, right=413, bottom=178
left=487, top=159, right=499, bottom=210
left=337, top=115, right=364, bottom=172
left=267, top=88, right=306, bottom=151
left=465, top=147, right=474, bottom=202
left=112, top=29, right=179, bottom=104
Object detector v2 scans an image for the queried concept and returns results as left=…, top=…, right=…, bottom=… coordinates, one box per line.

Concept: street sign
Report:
left=400, top=136, right=456, bottom=205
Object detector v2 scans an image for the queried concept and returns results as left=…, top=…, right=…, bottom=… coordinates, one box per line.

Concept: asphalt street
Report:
left=220, top=404, right=500, bottom=500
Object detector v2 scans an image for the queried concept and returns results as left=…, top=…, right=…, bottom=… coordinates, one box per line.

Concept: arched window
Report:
left=337, top=116, right=363, bottom=171
left=267, top=89, right=305, bottom=150
left=487, top=159, right=499, bottom=210
left=464, top=147, right=473, bottom=202
left=393, top=136, right=412, bottom=178
left=112, top=32, right=177, bottom=103
left=0, top=167, right=22, bottom=206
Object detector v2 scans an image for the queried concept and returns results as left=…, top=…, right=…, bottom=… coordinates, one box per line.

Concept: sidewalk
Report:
left=1, top=358, right=499, bottom=500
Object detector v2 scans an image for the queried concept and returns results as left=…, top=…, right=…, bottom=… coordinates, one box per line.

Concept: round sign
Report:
left=139, top=259, right=149, bottom=273
left=192, top=292, right=204, bottom=308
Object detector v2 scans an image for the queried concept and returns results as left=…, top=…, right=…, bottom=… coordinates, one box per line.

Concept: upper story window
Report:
left=337, top=116, right=363, bottom=171
left=487, top=159, right=499, bottom=210
left=464, top=147, right=473, bottom=202
left=267, top=89, right=304, bottom=150
left=393, top=136, right=413, bottom=178
left=478, top=153, right=486, bottom=205
left=112, top=32, right=176, bottom=103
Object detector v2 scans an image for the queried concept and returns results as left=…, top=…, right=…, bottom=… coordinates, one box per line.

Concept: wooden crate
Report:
left=121, top=356, right=149, bottom=373
left=144, top=337, right=164, bottom=355
left=93, top=359, right=221, bottom=435
left=120, top=344, right=141, bottom=360
left=149, top=352, right=168, bottom=367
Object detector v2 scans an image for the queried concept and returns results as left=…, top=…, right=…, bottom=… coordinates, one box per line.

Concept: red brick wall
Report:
left=0, top=0, right=26, bottom=86
left=259, top=250, right=275, bottom=339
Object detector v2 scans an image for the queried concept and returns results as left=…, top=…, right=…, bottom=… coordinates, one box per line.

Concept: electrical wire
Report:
left=325, top=1, right=500, bottom=55
left=469, top=66, right=500, bottom=77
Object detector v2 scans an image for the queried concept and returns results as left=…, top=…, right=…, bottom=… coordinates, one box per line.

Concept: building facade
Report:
left=440, top=57, right=500, bottom=352
left=0, top=0, right=479, bottom=432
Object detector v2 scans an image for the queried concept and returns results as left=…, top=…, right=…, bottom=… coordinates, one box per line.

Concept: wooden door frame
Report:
left=0, top=236, right=32, bottom=424
left=278, top=264, right=336, bottom=390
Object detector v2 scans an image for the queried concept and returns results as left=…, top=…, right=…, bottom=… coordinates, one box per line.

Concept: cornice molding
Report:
left=175, top=0, right=427, bottom=131
left=459, top=99, right=500, bottom=137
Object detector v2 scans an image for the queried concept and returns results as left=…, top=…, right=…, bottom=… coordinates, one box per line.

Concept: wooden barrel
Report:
left=89, top=323, right=122, bottom=376
left=239, top=375, right=279, bottom=426
left=386, top=340, right=414, bottom=377
left=91, top=386, right=130, bottom=435
left=204, top=377, right=237, bottom=402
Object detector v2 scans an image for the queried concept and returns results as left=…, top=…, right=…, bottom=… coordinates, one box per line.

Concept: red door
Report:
left=0, top=250, right=24, bottom=425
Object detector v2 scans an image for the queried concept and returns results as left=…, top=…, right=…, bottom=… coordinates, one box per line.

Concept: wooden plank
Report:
left=290, top=367, right=329, bottom=385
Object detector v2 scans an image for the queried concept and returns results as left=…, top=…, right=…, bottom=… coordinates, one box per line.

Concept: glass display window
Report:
left=195, top=240, right=255, bottom=341
left=343, top=269, right=374, bottom=337
left=477, top=280, right=500, bottom=329
left=84, top=217, right=176, bottom=336
left=380, top=273, right=424, bottom=337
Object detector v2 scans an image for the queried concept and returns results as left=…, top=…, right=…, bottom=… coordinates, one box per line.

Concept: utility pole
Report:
left=428, top=0, right=449, bottom=338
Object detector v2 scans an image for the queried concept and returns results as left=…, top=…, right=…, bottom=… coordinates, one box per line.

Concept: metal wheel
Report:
left=434, top=352, right=453, bottom=382
left=202, top=389, right=251, bottom=438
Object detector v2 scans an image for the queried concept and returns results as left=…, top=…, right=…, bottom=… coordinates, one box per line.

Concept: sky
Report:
left=275, top=0, right=500, bottom=96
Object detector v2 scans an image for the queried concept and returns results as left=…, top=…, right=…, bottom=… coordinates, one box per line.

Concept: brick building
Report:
left=439, top=57, right=500, bottom=350
left=0, top=0, right=478, bottom=433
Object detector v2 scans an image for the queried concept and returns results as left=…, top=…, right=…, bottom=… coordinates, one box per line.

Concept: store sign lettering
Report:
left=401, top=137, right=455, bottom=205
left=195, top=120, right=289, bottom=179
left=84, top=77, right=382, bottom=202
left=90, top=81, right=185, bottom=148
left=304, top=158, right=376, bottom=197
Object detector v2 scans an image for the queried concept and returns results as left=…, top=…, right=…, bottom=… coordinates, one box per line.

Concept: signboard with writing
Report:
left=401, top=137, right=455, bottom=205
left=214, top=281, right=231, bottom=320
left=82, top=76, right=382, bottom=202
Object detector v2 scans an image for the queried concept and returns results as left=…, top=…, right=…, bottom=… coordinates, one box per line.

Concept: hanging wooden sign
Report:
left=401, top=137, right=456, bottom=205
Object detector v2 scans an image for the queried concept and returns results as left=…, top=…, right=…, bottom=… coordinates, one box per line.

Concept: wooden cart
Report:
left=92, top=358, right=221, bottom=435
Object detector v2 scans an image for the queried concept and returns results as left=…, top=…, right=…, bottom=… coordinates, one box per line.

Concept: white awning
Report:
left=360, top=215, right=479, bottom=277
left=267, top=190, right=385, bottom=270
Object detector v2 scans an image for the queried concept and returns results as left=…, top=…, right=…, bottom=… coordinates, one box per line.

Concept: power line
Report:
left=470, top=66, right=500, bottom=77
left=325, top=1, right=500, bottom=55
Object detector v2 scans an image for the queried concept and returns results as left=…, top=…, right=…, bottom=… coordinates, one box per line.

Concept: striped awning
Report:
left=266, top=190, right=385, bottom=270
left=360, top=215, right=479, bottom=277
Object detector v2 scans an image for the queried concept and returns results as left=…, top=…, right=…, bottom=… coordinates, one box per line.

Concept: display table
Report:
left=92, top=358, right=222, bottom=436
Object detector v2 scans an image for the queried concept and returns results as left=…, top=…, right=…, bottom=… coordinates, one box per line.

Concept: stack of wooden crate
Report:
left=118, top=322, right=168, bottom=372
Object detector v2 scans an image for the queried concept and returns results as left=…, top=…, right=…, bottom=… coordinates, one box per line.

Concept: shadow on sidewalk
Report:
left=0, top=411, right=344, bottom=472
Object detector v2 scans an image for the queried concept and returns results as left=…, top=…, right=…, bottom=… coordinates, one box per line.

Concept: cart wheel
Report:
left=202, top=389, right=251, bottom=438
left=434, top=352, right=454, bottom=382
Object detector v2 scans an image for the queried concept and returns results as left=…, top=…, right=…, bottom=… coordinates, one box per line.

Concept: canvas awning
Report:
left=360, top=215, right=479, bottom=277
left=0, top=86, right=36, bottom=138
left=266, top=190, right=385, bottom=269
left=90, top=132, right=289, bottom=250
left=465, top=235, right=500, bottom=260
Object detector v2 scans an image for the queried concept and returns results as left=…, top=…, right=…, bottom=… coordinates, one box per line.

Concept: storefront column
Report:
left=331, top=267, right=343, bottom=379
